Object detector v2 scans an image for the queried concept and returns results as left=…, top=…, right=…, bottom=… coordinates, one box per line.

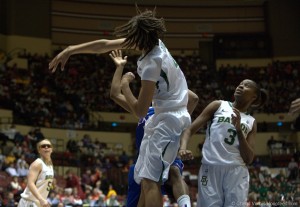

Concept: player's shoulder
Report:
left=30, top=158, right=43, bottom=169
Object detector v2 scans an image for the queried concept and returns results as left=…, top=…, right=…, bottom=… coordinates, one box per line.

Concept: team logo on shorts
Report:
left=201, top=176, right=208, bottom=186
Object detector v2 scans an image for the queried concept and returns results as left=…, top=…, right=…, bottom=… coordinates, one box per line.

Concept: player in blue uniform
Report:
left=109, top=50, right=198, bottom=207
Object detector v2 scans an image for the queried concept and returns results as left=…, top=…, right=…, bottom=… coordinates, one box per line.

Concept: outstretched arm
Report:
left=49, top=38, right=126, bottom=73
left=179, top=100, right=220, bottom=160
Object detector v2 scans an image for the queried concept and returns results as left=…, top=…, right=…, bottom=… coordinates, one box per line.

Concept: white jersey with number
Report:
left=21, top=158, right=54, bottom=202
left=202, top=100, right=255, bottom=166
left=137, top=39, right=188, bottom=113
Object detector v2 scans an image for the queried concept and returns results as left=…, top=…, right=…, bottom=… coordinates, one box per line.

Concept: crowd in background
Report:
left=0, top=52, right=300, bottom=206
left=0, top=127, right=300, bottom=206
left=0, top=51, right=299, bottom=129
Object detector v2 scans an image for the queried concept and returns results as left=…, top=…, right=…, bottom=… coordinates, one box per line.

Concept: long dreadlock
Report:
left=113, top=5, right=166, bottom=52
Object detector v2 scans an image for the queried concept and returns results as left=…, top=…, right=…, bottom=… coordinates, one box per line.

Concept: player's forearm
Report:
left=110, top=65, right=125, bottom=99
left=121, top=82, right=140, bottom=117
left=237, top=130, right=254, bottom=164
left=28, top=182, right=44, bottom=201
left=180, top=128, right=192, bottom=150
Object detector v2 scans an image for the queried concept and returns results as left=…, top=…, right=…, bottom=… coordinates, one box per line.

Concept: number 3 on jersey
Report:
left=224, top=128, right=237, bottom=145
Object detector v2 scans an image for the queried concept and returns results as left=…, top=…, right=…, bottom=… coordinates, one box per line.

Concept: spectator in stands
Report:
left=267, top=135, right=276, bottom=150
left=4, top=192, right=18, bottom=207
left=81, top=169, right=93, bottom=191
left=9, top=176, right=22, bottom=195
left=16, top=154, right=29, bottom=177
left=12, top=143, right=23, bottom=158
left=3, top=124, right=18, bottom=144
left=65, top=169, right=84, bottom=199
left=72, top=187, right=83, bottom=206
left=5, top=162, right=19, bottom=177
left=119, top=150, right=129, bottom=167
left=4, top=151, right=16, bottom=166
left=252, top=157, right=263, bottom=168
left=0, top=149, right=5, bottom=170
left=47, top=191, right=60, bottom=207
left=60, top=188, right=74, bottom=206
left=90, top=188, right=102, bottom=206
left=106, top=191, right=120, bottom=207
left=287, top=157, right=299, bottom=180
left=106, top=184, right=117, bottom=200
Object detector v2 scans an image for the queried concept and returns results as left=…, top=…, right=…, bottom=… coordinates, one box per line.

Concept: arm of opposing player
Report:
left=109, top=50, right=133, bottom=114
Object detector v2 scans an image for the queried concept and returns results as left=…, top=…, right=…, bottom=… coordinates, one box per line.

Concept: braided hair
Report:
left=114, top=5, right=166, bottom=52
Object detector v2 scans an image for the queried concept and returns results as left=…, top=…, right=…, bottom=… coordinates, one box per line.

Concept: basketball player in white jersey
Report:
left=109, top=49, right=198, bottom=207
left=49, top=6, right=191, bottom=207
left=18, top=139, right=54, bottom=207
left=179, top=79, right=268, bottom=207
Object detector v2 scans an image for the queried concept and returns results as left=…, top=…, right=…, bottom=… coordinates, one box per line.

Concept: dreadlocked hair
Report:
left=113, top=5, right=166, bottom=52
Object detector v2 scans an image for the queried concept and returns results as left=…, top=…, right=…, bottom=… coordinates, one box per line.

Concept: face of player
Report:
left=38, top=140, right=53, bottom=157
left=234, top=79, right=258, bottom=104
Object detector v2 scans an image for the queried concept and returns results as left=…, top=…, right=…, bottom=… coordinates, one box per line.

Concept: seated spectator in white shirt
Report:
left=5, top=162, right=19, bottom=177
left=10, top=176, right=22, bottom=195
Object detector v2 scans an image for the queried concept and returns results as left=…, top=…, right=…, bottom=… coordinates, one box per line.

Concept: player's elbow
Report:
left=110, top=92, right=117, bottom=101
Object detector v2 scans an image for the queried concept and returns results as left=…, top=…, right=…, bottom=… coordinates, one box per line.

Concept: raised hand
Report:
left=49, top=47, right=71, bottom=73
left=109, top=50, right=127, bottom=67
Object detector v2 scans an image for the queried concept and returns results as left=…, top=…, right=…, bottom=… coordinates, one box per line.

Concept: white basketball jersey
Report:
left=21, top=158, right=54, bottom=202
left=202, top=101, right=255, bottom=166
left=137, top=39, right=188, bottom=112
